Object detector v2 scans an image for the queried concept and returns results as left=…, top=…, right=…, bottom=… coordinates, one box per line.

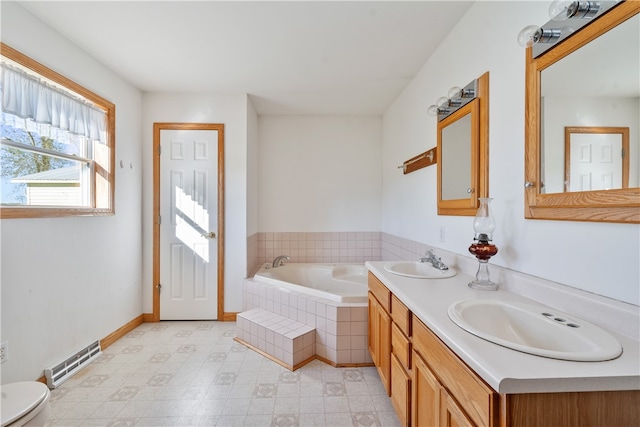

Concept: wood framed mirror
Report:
left=524, top=1, right=640, bottom=223
left=437, top=72, right=489, bottom=216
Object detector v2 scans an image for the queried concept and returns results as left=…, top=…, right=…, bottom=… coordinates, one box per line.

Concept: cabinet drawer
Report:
left=391, top=322, right=411, bottom=371
left=391, top=294, right=411, bottom=337
left=368, top=272, right=390, bottom=313
left=412, top=316, right=497, bottom=427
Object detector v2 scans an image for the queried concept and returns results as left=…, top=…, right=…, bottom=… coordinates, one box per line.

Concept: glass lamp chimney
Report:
left=473, top=198, right=495, bottom=242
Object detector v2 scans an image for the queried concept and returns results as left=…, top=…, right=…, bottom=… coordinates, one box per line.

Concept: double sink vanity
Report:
left=365, top=261, right=639, bottom=427
left=384, top=2, right=640, bottom=424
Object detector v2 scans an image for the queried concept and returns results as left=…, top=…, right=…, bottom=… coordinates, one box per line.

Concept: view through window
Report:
left=0, top=43, right=115, bottom=218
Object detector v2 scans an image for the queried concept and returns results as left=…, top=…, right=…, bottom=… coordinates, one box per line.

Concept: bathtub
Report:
left=253, top=263, right=368, bottom=303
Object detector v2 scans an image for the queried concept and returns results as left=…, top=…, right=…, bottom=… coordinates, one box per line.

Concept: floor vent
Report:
left=44, top=340, right=101, bottom=389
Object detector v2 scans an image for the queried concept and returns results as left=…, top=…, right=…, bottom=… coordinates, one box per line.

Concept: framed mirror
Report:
left=438, top=72, right=489, bottom=216
left=524, top=1, right=640, bottom=223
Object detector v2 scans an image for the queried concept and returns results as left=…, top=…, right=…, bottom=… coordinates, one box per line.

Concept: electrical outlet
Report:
left=0, top=341, right=7, bottom=363
left=439, top=226, right=446, bottom=243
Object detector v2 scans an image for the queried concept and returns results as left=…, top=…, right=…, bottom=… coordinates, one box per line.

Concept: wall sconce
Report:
left=427, top=79, right=477, bottom=121
left=518, top=0, right=619, bottom=56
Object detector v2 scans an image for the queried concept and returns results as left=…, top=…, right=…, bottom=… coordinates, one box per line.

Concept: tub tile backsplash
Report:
left=247, top=231, right=382, bottom=276
left=247, top=231, right=449, bottom=277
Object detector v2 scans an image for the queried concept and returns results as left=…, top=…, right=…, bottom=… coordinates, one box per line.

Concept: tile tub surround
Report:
left=248, top=232, right=382, bottom=275
left=243, top=279, right=372, bottom=366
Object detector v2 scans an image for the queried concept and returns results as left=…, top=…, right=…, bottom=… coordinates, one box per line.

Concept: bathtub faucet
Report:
left=272, top=255, right=290, bottom=268
left=419, top=250, right=449, bottom=270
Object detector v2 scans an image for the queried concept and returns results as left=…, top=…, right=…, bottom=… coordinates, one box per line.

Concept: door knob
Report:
left=201, top=231, right=216, bottom=239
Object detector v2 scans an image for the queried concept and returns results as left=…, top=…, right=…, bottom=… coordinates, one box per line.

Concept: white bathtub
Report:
left=253, top=263, right=368, bottom=303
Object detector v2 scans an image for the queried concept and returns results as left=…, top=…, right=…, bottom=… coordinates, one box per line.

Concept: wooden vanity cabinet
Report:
left=413, top=316, right=498, bottom=427
left=369, top=271, right=495, bottom=426
left=368, top=271, right=640, bottom=426
left=368, top=272, right=391, bottom=395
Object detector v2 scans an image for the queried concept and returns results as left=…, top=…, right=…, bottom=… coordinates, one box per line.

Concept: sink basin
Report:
left=448, top=300, right=622, bottom=361
left=384, top=261, right=456, bottom=279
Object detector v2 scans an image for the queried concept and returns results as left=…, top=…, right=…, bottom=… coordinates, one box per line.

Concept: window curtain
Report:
left=1, top=64, right=107, bottom=144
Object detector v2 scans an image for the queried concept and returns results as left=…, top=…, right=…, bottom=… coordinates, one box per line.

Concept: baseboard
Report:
left=315, top=354, right=375, bottom=368
left=221, top=312, right=238, bottom=321
left=100, top=314, right=144, bottom=349
left=36, top=314, right=144, bottom=384
left=142, top=313, right=156, bottom=323
left=233, top=337, right=315, bottom=371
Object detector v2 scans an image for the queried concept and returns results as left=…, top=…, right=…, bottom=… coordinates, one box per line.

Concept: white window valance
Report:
left=1, top=64, right=107, bottom=143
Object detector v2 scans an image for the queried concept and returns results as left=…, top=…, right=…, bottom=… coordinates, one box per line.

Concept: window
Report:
left=1, top=43, right=115, bottom=218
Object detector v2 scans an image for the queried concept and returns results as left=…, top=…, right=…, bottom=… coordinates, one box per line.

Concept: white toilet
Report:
left=1, top=382, right=51, bottom=427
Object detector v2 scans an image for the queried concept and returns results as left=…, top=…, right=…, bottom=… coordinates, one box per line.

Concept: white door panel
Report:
left=569, top=133, right=622, bottom=192
left=160, top=129, right=218, bottom=320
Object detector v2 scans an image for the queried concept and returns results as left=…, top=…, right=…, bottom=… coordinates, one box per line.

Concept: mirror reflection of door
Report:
left=564, top=127, right=629, bottom=192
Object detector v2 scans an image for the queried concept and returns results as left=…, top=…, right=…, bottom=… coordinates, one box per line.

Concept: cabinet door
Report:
left=368, top=292, right=378, bottom=361
left=441, top=391, right=476, bottom=427
left=412, top=350, right=441, bottom=427
left=391, top=353, right=411, bottom=427
left=413, top=316, right=497, bottom=426
left=368, top=292, right=391, bottom=395
left=377, top=300, right=391, bottom=395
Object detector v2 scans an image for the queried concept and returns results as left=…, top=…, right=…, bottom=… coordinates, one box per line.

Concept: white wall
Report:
left=247, top=99, right=259, bottom=237
left=382, top=1, right=640, bottom=305
left=0, top=3, right=143, bottom=382
left=258, top=116, right=382, bottom=232
left=141, top=93, right=251, bottom=315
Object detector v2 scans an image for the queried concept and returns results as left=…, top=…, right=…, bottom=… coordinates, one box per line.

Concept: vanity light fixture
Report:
left=427, top=79, right=477, bottom=121
left=518, top=0, right=619, bottom=54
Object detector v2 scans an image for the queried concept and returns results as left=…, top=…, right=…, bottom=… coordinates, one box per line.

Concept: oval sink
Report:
left=384, top=261, right=456, bottom=279
left=448, top=300, right=622, bottom=361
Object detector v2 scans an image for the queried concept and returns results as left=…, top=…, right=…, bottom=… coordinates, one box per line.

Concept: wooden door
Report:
left=159, top=127, right=221, bottom=319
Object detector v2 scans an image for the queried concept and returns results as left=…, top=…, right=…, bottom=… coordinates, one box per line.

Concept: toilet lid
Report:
left=1, top=382, right=49, bottom=427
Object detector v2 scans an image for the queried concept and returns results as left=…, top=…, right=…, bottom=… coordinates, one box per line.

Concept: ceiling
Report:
left=17, top=1, right=473, bottom=115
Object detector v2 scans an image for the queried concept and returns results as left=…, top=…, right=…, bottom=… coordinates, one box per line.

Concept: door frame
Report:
left=152, top=123, right=225, bottom=321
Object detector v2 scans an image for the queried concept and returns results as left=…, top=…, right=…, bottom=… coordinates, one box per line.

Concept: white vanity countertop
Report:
left=365, top=261, right=640, bottom=394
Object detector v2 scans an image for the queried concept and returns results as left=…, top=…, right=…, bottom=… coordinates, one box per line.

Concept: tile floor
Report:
left=48, top=321, right=400, bottom=427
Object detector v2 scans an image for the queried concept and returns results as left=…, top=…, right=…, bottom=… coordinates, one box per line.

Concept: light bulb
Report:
left=549, top=1, right=573, bottom=21
left=517, top=25, right=541, bottom=47
left=427, top=105, right=438, bottom=117
left=437, top=96, right=449, bottom=107
left=447, top=86, right=462, bottom=99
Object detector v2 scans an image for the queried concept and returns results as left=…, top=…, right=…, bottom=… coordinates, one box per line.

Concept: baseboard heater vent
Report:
left=44, top=340, right=101, bottom=389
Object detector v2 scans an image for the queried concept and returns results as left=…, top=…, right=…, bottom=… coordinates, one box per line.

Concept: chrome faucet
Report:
left=272, top=255, right=290, bottom=268
left=419, top=250, right=449, bottom=270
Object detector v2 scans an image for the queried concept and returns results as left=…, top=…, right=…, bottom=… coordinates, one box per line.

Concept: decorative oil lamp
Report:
left=468, top=197, right=498, bottom=290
